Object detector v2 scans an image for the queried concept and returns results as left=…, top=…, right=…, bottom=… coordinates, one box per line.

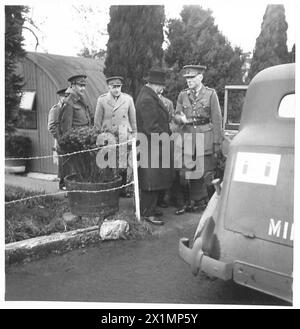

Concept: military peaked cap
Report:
left=68, top=74, right=87, bottom=85
left=106, top=76, right=124, bottom=86
left=182, top=64, right=207, bottom=78
left=56, top=88, right=68, bottom=95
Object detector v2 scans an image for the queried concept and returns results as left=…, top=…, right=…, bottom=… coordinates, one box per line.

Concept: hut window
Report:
left=16, top=90, right=37, bottom=129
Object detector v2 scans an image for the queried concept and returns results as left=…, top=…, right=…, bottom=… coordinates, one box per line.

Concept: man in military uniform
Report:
left=173, top=64, right=223, bottom=214
left=57, top=74, right=92, bottom=188
left=94, top=76, right=137, bottom=197
left=47, top=87, right=71, bottom=189
left=58, top=74, right=92, bottom=136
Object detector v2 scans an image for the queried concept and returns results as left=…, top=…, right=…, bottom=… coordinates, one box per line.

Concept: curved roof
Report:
left=26, top=52, right=108, bottom=108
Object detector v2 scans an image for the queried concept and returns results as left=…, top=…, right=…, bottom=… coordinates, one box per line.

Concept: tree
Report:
left=248, top=5, right=290, bottom=81
left=104, top=5, right=165, bottom=100
left=77, top=47, right=107, bottom=61
left=164, top=5, right=244, bottom=111
left=5, top=6, right=28, bottom=134
left=73, top=5, right=109, bottom=60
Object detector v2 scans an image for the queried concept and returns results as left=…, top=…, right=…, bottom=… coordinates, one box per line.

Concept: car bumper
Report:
left=179, top=238, right=293, bottom=303
left=179, top=237, right=233, bottom=280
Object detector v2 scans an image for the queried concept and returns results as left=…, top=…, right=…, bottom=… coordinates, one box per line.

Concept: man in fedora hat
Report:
left=94, top=76, right=137, bottom=197
left=48, top=86, right=72, bottom=190
left=135, top=68, right=173, bottom=225
left=173, top=64, right=223, bottom=214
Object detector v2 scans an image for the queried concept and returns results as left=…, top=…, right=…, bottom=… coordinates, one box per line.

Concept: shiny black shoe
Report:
left=143, top=216, right=164, bottom=225
left=175, top=207, right=186, bottom=215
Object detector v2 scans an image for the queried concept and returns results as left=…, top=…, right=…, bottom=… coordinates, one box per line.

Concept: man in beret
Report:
left=135, top=69, right=173, bottom=225
left=94, top=76, right=137, bottom=197
left=48, top=87, right=71, bottom=190
left=173, top=64, right=223, bottom=214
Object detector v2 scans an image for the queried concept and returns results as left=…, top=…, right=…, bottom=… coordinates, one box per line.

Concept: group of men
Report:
left=48, top=64, right=223, bottom=226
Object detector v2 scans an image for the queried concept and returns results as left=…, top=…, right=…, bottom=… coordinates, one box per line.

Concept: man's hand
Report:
left=213, top=143, right=222, bottom=158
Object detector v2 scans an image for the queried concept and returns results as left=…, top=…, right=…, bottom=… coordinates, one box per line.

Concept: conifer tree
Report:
left=164, top=5, right=244, bottom=110
left=248, top=4, right=290, bottom=81
left=104, top=5, right=165, bottom=100
left=5, top=6, right=28, bottom=134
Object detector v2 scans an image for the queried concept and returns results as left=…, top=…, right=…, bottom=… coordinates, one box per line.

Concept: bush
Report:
left=58, top=126, right=120, bottom=183
left=5, top=134, right=31, bottom=157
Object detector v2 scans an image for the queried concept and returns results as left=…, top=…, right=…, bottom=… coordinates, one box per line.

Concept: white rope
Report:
left=5, top=139, right=134, bottom=161
left=5, top=182, right=134, bottom=205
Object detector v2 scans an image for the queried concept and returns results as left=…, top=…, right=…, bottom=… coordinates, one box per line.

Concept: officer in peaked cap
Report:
left=173, top=64, right=223, bottom=215
left=59, top=73, right=91, bottom=136
left=94, top=75, right=137, bottom=197
left=56, top=74, right=92, bottom=189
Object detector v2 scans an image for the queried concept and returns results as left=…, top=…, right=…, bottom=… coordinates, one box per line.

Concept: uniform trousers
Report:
left=140, top=190, right=164, bottom=217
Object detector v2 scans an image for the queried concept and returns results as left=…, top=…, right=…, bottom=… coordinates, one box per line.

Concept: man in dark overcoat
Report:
left=135, top=69, right=173, bottom=225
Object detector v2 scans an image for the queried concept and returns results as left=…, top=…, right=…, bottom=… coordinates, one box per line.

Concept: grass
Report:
left=5, top=185, right=152, bottom=244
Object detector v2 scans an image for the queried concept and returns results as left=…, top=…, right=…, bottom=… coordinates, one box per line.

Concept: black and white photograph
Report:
left=2, top=0, right=298, bottom=309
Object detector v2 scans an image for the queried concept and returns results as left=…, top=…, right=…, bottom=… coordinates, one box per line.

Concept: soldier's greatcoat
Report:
left=58, top=90, right=92, bottom=137
left=136, top=85, right=173, bottom=191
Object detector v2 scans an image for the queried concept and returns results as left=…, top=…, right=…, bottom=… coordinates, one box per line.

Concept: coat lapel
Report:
left=106, top=93, right=116, bottom=108
left=113, top=93, right=126, bottom=112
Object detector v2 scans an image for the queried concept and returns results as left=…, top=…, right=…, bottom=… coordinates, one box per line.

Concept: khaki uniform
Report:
left=174, top=85, right=223, bottom=204
left=58, top=90, right=91, bottom=137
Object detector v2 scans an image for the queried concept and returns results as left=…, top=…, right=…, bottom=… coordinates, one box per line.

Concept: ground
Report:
left=5, top=184, right=151, bottom=244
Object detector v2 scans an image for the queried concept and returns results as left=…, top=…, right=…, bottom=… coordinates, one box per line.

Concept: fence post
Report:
left=131, top=137, right=141, bottom=221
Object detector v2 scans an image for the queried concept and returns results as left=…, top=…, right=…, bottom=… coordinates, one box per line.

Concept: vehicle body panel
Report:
left=179, top=63, right=295, bottom=303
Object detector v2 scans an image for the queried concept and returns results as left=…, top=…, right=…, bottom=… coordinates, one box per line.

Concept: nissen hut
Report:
left=16, top=52, right=107, bottom=174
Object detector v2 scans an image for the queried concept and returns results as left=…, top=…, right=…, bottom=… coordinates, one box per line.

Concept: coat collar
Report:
left=107, top=92, right=126, bottom=111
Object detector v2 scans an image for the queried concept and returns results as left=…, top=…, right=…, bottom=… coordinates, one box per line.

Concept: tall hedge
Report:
left=164, top=5, right=245, bottom=112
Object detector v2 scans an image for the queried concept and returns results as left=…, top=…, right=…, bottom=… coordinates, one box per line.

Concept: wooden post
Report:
left=131, top=137, right=141, bottom=221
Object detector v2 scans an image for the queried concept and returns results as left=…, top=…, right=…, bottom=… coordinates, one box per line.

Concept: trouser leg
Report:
left=140, top=190, right=159, bottom=217
left=189, top=176, right=208, bottom=202
left=173, top=171, right=186, bottom=208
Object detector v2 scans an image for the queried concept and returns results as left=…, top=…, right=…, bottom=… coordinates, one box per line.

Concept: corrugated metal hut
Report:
left=16, top=51, right=108, bottom=174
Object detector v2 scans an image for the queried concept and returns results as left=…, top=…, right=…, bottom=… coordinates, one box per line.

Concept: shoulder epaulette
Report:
left=205, top=86, right=215, bottom=92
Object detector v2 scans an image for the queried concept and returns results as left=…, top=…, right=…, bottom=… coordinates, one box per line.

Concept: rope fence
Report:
left=5, top=139, right=134, bottom=161
left=5, top=182, right=134, bottom=205
left=5, top=137, right=141, bottom=221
